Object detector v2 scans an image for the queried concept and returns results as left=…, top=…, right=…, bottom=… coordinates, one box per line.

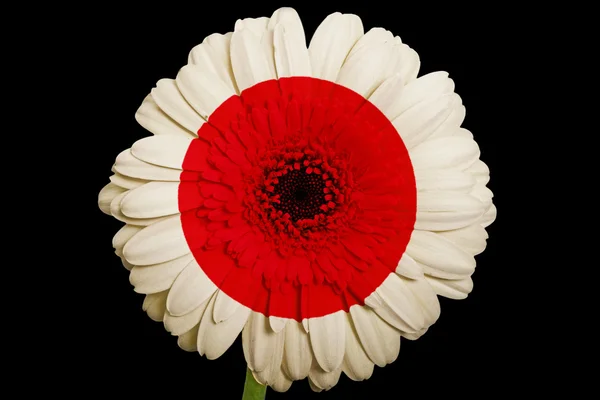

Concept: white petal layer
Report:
left=406, top=230, right=475, bottom=279
left=308, top=311, right=345, bottom=372
left=187, top=32, right=238, bottom=93
left=427, top=276, right=474, bottom=299
left=120, top=182, right=180, bottom=219
left=129, top=253, right=194, bottom=294
left=123, top=215, right=189, bottom=265
left=410, top=136, right=480, bottom=171
left=213, top=290, right=242, bottom=323
left=197, top=294, right=250, bottom=359
left=308, top=12, right=363, bottom=81
left=142, top=291, right=168, bottom=322
left=342, top=313, right=374, bottom=381
left=164, top=294, right=213, bottom=336
left=282, top=321, right=312, bottom=380
left=167, top=259, right=217, bottom=316
left=151, top=79, right=205, bottom=133
left=416, top=191, right=485, bottom=231
left=114, top=149, right=181, bottom=181
left=135, top=95, right=195, bottom=138
left=131, top=135, right=191, bottom=169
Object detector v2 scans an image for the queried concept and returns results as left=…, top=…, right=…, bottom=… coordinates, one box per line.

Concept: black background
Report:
left=85, top=2, right=515, bottom=398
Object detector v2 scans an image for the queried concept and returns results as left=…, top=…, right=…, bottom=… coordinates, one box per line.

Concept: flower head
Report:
left=99, top=7, right=496, bottom=393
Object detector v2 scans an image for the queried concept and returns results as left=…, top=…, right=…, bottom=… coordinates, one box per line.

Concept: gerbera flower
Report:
left=98, top=7, right=496, bottom=394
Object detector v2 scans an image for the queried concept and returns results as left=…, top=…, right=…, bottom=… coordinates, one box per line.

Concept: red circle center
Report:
left=178, top=77, right=416, bottom=320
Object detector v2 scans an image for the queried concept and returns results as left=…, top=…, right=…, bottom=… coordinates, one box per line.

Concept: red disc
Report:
left=179, top=77, right=416, bottom=320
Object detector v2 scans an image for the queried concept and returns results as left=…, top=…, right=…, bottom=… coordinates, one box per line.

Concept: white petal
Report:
left=337, top=29, right=396, bottom=98
left=347, top=27, right=392, bottom=57
left=113, top=224, right=143, bottom=255
left=109, top=173, right=147, bottom=190
left=395, top=43, right=420, bottom=84
left=197, top=294, right=250, bottom=359
left=121, top=259, right=134, bottom=271
left=467, top=159, right=490, bottom=185
left=177, top=324, right=199, bottom=352
left=176, top=64, right=236, bottom=120
left=98, top=183, right=125, bottom=215
left=481, top=203, right=497, bottom=228
left=282, top=321, right=312, bottom=380
left=135, top=95, right=196, bottom=138
left=269, top=316, right=288, bottom=333
left=213, top=290, right=241, bottom=323
left=402, top=327, right=428, bottom=341
left=368, top=73, right=404, bottom=121
left=349, top=305, right=401, bottom=367
left=131, top=135, right=191, bottom=169
left=403, top=277, right=441, bottom=326
left=437, top=224, right=488, bottom=256
left=342, top=314, right=374, bottom=381
left=188, top=32, right=239, bottom=93
left=410, top=136, right=480, bottom=171
left=142, top=291, right=168, bottom=322
left=120, top=182, right=180, bottom=219
left=416, top=191, right=485, bottom=231
left=235, top=16, right=268, bottom=34
left=308, top=311, right=345, bottom=372
left=393, top=93, right=454, bottom=149
left=364, top=273, right=426, bottom=332
left=253, top=368, right=292, bottom=393
left=395, top=71, right=454, bottom=114
left=268, top=8, right=310, bottom=78
left=165, top=294, right=213, bottom=336
left=406, top=230, right=475, bottom=279
left=110, top=191, right=171, bottom=226
left=308, top=13, right=363, bottom=81
left=167, top=259, right=217, bottom=316
left=123, top=215, right=189, bottom=265
left=308, top=363, right=342, bottom=391
left=415, top=169, right=476, bottom=193
left=129, top=253, right=194, bottom=294
left=151, top=79, right=205, bottom=133
left=429, top=96, right=466, bottom=139
left=114, top=149, right=181, bottom=181
left=230, top=27, right=275, bottom=91
left=252, top=327, right=288, bottom=390
left=395, top=253, right=424, bottom=279
left=427, top=276, right=473, bottom=300
left=470, top=184, right=494, bottom=211
left=243, top=312, right=279, bottom=372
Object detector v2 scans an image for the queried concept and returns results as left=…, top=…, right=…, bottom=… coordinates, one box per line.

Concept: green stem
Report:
left=242, top=367, right=267, bottom=400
